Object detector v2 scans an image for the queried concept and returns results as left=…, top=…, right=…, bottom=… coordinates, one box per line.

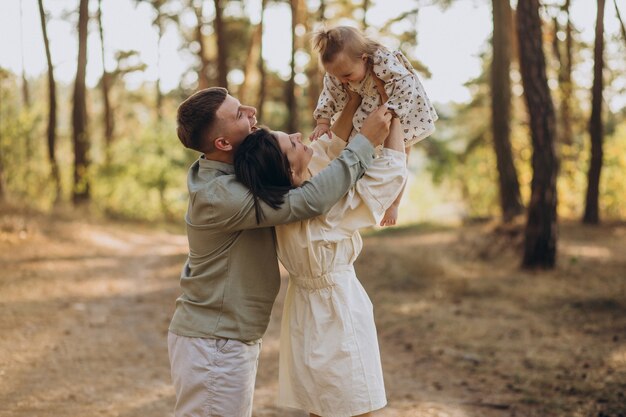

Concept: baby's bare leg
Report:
left=380, top=121, right=407, bottom=227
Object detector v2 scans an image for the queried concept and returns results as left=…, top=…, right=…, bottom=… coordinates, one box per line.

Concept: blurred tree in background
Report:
left=1, top=0, right=626, bottom=268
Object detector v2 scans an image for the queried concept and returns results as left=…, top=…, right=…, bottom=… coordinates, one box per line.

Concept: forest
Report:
left=0, top=0, right=625, bottom=416
left=1, top=0, right=626, bottom=264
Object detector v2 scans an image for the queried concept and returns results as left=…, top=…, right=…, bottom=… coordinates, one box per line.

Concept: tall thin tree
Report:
left=134, top=0, right=170, bottom=114
left=239, top=19, right=263, bottom=105
left=72, top=0, right=90, bottom=205
left=137, top=0, right=168, bottom=119
left=0, top=158, right=4, bottom=202
left=19, top=0, right=30, bottom=109
left=97, top=0, right=114, bottom=162
left=285, top=0, right=299, bottom=132
left=583, top=0, right=606, bottom=224
left=192, top=1, right=211, bottom=90
left=38, top=0, right=62, bottom=202
left=305, top=0, right=324, bottom=119
left=362, top=0, right=370, bottom=30
left=256, top=0, right=267, bottom=121
left=153, top=0, right=165, bottom=120
left=553, top=0, right=574, bottom=147
left=517, top=0, right=559, bottom=268
left=213, top=0, right=228, bottom=88
left=491, top=0, right=524, bottom=222
left=613, top=0, right=626, bottom=46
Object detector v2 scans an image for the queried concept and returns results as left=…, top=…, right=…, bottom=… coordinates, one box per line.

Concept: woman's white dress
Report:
left=276, top=134, right=407, bottom=417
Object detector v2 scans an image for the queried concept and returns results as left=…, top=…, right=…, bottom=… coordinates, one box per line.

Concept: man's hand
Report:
left=360, top=105, right=392, bottom=147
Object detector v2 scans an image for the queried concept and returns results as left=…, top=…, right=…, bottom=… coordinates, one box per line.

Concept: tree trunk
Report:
left=563, top=0, right=574, bottom=146
left=19, top=0, right=32, bottom=164
left=72, top=0, right=90, bottom=205
left=307, top=0, right=326, bottom=119
left=491, top=0, right=523, bottom=222
left=256, top=0, right=267, bottom=121
left=583, top=0, right=606, bottom=224
left=285, top=0, right=298, bottom=132
left=193, top=3, right=211, bottom=90
left=613, top=0, right=626, bottom=46
left=516, top=0, right=559, bottom=269
left=156, top=19, right=163, bottom=122
left=155, top=7, right=164, bottom=121
left=38, top=0, right=62, bottom=203
left=239, top=22, right=263, bottom=105
left=552, top=0, right=574, bottom=147
left=362, top=0, right=370, bottom=30
left=0, top=161, right=4, bottom=201
left=19, top=0, right=31, bottom=109
left=0, top=153, right=5, bottom=201
left=97, top=0, right=114, bottom=164
left=213, top=0, right=228, bottom=88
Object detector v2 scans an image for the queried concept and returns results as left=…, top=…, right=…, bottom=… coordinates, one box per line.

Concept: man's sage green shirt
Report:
left=169, top=134, right=376, bottom=343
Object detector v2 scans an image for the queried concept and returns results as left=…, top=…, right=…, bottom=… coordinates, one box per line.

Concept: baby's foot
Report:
left=380, top=205, right=399, bottom=227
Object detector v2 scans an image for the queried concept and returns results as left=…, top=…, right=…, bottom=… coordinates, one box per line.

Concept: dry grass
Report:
left=0, top=207, right=624, bottom=417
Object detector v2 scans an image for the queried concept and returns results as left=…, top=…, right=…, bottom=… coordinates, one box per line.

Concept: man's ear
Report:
left=214, top=136, right=232, bottom=152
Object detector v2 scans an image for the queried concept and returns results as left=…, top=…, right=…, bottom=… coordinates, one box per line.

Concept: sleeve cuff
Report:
left=346, top=134, right=376, bottom=170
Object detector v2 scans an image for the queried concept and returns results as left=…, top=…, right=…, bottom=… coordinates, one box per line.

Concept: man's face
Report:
left=214, top=95, right=257, bottom=148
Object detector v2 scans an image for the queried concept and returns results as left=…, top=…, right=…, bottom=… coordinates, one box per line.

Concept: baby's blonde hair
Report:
left=312, top=26, right=383, bottom=65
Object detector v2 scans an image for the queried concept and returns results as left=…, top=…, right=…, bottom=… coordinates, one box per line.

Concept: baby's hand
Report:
left=309, top=122, right=331, bottom=141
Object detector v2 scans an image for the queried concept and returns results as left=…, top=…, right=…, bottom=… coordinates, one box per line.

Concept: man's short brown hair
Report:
left=176, top=87, right=228, bottom=153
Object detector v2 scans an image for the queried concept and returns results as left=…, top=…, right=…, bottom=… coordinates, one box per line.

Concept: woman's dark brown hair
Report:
left=234, top=128, right=294, bottom=224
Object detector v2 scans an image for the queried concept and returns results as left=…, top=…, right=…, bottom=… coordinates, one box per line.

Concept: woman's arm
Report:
left=371, top=73, right=404, bottom=153
left=330, top=86, right=362, bottom=142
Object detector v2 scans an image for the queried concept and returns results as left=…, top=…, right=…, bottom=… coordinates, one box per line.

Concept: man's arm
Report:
left=203, top=107, right=392, bottom=231
left=205, top=134, right=374, bottom=231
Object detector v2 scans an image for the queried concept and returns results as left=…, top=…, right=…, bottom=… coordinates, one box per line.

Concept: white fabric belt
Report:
left=290, top=265, right=354, bottom=290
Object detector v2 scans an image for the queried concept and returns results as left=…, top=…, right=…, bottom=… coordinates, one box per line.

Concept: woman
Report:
left=234, top=87, right=406, bottom=417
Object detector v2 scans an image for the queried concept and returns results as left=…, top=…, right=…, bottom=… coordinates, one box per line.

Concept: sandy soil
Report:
left=0, top=206, right=624, bottom=417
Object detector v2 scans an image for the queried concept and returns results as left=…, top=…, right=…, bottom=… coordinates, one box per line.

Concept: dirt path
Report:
left=0, top=209, right=624, bottom=417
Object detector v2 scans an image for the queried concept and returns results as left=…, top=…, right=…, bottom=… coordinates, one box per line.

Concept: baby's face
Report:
left=325, top=52, right=368, bottom=84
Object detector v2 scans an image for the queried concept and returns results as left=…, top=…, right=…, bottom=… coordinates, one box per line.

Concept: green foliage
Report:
left=599, top=120, right=626, bottom=218
left=2, top=0, right=625, bottom=224
left=93, top=120, right=194, bottom=221
left=0, top=72, right=56, bottom=209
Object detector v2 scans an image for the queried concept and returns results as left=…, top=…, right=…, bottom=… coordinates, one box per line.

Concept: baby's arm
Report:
left=311, top=74, right=348, bottom=140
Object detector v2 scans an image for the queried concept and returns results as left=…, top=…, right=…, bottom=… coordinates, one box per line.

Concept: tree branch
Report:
left=613, top=0, right=626, bottom=47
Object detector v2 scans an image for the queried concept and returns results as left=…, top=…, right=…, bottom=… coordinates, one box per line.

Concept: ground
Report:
left=0, top=206, right=624, bottom=417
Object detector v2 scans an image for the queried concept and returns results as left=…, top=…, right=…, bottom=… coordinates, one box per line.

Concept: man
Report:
left=168, top=87, right=391, bottom=417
